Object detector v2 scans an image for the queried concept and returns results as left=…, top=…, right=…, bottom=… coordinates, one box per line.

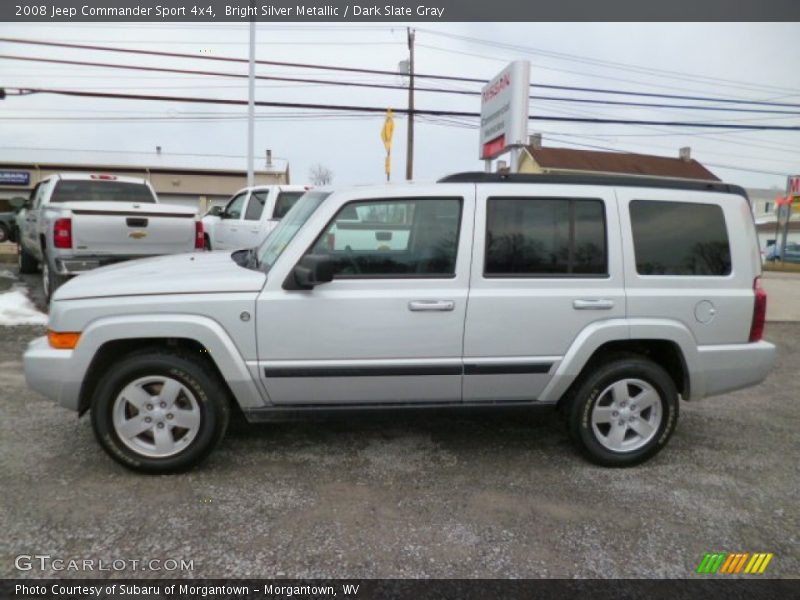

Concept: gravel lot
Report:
left=0, top=265, right=798, bottom=579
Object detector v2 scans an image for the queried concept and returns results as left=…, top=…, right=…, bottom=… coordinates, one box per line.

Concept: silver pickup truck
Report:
left=17, top=173, right=203, bottom=300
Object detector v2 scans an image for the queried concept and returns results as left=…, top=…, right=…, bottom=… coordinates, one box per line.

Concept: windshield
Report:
left=51, top=180, right=156, bottom=203
left=257, top=191, right=330, bottom=271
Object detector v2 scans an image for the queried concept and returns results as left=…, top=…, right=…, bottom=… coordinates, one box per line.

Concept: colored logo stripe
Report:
left=697, top=552, right=773, bottom=574
left=697, top=553, right=726, bottom=573
left=744, top=553, right=774, bottom=574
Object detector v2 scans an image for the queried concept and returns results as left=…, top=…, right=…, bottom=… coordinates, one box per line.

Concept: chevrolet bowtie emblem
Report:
left=128, top=231, right=147, bottom=239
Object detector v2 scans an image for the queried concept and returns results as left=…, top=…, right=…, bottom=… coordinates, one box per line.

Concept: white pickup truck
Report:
left=17, top=173, right=203, bottom=301
left=207, top=184, right=310, bottom=251
left=324, top=202, right=412, bottom=252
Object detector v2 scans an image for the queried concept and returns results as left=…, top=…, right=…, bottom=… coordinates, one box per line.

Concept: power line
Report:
left=5, top=52, right=800, bottom=117
left=3, top=37, right=800, bottom=109
left=7, top=86, right=800, bottom=131
left=417, top=28, right=800, bottom=97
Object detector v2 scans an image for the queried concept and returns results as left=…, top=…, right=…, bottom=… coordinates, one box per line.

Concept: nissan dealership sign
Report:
left=479, top=60, right=530, bottom=160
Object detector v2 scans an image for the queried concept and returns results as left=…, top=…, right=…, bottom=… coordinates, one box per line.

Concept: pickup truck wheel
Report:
left=566, top=357, right=678, bottom=467
left=18, top=243, right=38, bottom=274
left=42, top=261, right=68, bottom=301
left=90, top=350, right=230, bottom=473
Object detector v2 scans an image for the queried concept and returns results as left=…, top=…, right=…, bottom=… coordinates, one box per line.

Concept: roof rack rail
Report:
left=437, top=171, right=748, bottom=198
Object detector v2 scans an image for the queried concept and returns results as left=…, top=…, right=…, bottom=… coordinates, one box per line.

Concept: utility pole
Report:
left=246, top=2, right=256, bottom=187
left=405, top=27, right=415, bottom=181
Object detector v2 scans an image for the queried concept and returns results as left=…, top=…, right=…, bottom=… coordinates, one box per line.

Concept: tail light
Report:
left=194, top=221, right=204, bottom=250
left=749, top=276, right=767, bottom=342
left=53, top=218, right=72, bottom=249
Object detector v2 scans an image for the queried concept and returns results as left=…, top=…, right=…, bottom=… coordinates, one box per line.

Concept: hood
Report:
left=53, top=251, right=266, bottom=300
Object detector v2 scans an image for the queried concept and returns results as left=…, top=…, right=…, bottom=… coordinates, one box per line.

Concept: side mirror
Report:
left=283, top=254, right=336, bottom=290
left=9, top=196, right=28, bottom=210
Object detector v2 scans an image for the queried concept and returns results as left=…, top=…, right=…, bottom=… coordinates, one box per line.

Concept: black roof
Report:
left=437, top=172, right=749, bottom=199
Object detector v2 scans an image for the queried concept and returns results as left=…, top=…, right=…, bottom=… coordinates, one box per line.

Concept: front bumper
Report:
left=23, top=336, right=82, bottom=411
left=697, top=340, right=777, bottom=399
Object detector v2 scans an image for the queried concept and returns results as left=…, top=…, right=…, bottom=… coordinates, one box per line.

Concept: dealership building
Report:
left=0, top=148, right=290, bottom=213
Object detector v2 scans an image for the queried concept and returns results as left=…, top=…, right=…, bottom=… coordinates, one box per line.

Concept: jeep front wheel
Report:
left=566, top=357, right=679, bottom=467
left=90, top=350, right=230, bottom=473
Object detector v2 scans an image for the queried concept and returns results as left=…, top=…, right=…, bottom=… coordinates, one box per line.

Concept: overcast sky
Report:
left=1, top=22, right=799, bottom=190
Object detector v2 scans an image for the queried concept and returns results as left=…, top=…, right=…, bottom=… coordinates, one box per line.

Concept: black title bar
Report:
left=3, top=0, right=800, bottom=22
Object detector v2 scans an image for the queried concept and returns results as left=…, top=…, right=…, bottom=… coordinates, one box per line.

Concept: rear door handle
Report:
left=573, top=299, right=615, bottom=310
left=408, top=300, right=455, bottom=312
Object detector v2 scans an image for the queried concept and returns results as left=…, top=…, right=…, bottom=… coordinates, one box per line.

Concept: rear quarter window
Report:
left=629, top=200, right=731, bottom=276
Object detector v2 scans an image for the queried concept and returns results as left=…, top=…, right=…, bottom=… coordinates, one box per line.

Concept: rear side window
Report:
left=485, top=197, right=607, bottom=276
left=273, top=191, right=305, bottom=219
left=50, top=180, right=156, bottom=203
left=630, top=200, right=731, bottom=276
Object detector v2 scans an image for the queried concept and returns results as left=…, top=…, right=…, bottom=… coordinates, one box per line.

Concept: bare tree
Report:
left=309, top=163, right=333, bottom=186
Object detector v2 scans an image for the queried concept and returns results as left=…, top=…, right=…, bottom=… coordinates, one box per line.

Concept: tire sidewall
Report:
left=91, top=353, right=227, bottom=473
left=571, top=359, right=678, bottom=467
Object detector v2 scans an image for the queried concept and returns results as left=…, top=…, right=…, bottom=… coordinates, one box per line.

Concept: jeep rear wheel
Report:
left=90, top=350, right=230, bottom=473
left=566, top=357, right=678, bottom=467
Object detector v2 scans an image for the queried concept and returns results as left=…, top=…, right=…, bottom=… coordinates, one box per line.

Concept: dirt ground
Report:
left=1, top=317, right=798, bottom=578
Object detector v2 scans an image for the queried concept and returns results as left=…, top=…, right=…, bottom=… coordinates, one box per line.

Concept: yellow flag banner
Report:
left=381, top=109, right=395, bottom=152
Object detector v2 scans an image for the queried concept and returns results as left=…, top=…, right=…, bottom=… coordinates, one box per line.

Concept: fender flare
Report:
left=73, top=313, right=268, bottom=409
left=538, top=318, right=701, bottom=403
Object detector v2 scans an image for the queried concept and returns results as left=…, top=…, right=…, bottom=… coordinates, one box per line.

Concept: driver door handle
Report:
left=408, top=300, right=455, bottom=312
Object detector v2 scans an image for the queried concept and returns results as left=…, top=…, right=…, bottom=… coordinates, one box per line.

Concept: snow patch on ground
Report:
left=0, top=269, right=16, bottom=279
left=0, top=287, right=47, bottom=326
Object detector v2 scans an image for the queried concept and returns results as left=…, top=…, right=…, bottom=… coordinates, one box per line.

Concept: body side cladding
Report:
left=263, top=362, right=554, bottom=379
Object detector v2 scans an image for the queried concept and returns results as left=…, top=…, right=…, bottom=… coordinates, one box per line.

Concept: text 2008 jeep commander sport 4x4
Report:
left=23, top=173, right=776, bottom=473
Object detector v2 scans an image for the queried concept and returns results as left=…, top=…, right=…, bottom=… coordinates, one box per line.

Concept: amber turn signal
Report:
left=47, top=330, right=81, bottom=350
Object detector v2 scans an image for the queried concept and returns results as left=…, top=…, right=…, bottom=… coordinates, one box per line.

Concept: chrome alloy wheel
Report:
left=590, top=378, right=662, bottom=453
left=112, top=376, right=201, bottom=458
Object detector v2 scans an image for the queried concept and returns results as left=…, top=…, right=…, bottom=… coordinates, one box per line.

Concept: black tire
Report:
left=42, top=260, right=69, bottom=302
left=18, top=243, right=38, bottom=274
left=90, top=349, right=230, bottom=474
left=565, top=355, right=679, bottom=467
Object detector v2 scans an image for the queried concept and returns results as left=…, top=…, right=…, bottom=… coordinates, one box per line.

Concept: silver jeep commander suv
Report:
left=24, top=173, right=776, bottom=473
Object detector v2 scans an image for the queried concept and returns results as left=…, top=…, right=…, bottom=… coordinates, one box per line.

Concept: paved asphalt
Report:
left=0, top=266, right=798, bottom=579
